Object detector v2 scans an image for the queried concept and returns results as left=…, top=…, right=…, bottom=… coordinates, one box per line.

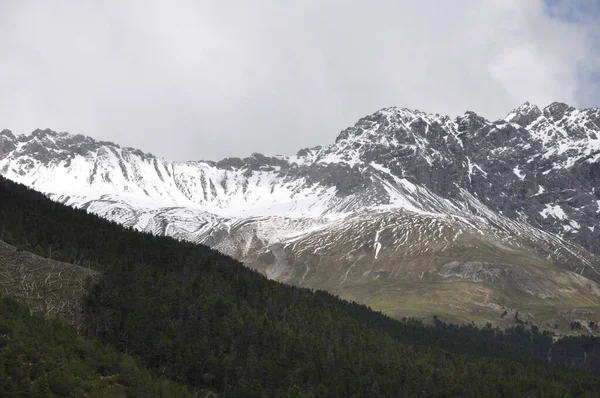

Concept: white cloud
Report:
left=0, top=0, right=598, bottom=160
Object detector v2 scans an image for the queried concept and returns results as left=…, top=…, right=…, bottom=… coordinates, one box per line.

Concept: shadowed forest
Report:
left=2, top=175, right=600, bottom=397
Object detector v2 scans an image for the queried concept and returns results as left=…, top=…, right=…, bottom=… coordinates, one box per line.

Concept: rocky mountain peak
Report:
left=30, top=128, right=57, bottom=139
left=0, top=130, right=17, bottom=157
left=543, top=102, right=576, bottom=121
left=505, top=102, right=543, bottom=127
left=295, top=146, right=321, bottom=158
left=0, top=129, right=15, bottom=139
left=457, top=111, right=489, bottom=132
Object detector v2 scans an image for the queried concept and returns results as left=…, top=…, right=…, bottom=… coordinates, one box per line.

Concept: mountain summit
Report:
left=2, top=103, right=600, bottom=326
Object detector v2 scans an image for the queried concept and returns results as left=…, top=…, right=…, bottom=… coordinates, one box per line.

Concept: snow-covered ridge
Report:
left=1, top=102, right=599, bottom=264
left=3, top=103, right=600, bottom=325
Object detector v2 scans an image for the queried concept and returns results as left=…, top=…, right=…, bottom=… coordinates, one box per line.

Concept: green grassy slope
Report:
left=258, top=210, right=600, bottom=331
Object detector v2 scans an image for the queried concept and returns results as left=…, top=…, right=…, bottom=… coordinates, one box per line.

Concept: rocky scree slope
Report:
left=1, top=101, right=600, bottom=326
left=0, top=240, right=98, bottom=327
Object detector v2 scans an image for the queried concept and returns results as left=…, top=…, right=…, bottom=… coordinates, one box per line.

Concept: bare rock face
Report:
left=1, top=102, right=600, bottom=327
left=0, top=240, right=98, bottom=328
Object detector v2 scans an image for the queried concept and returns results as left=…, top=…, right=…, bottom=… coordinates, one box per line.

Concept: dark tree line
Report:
left=2, top=175, right=600, bottom=396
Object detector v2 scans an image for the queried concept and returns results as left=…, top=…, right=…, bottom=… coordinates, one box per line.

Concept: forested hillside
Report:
left=2, top=174, right=600, bottom=397
left=0, top=295, right=198, bottom=397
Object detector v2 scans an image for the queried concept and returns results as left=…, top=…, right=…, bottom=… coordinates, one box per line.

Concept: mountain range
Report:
left=2, top=101, right=600, bottom=328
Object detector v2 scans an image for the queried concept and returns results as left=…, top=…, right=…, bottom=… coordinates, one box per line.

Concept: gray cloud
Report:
left=1, top=0, right=599, bottom=160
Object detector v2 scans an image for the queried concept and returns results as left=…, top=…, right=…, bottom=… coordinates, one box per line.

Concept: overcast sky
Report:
left=1, top=1, right=599, bottom=161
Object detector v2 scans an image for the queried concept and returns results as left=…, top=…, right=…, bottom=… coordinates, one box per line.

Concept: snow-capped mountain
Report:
left=2, top=101, right=600, bottom=327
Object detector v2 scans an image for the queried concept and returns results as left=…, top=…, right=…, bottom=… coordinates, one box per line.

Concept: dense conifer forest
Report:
left=2, top=175, right=600, bottom=396
left=0, top=295, right=198, bottom=397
